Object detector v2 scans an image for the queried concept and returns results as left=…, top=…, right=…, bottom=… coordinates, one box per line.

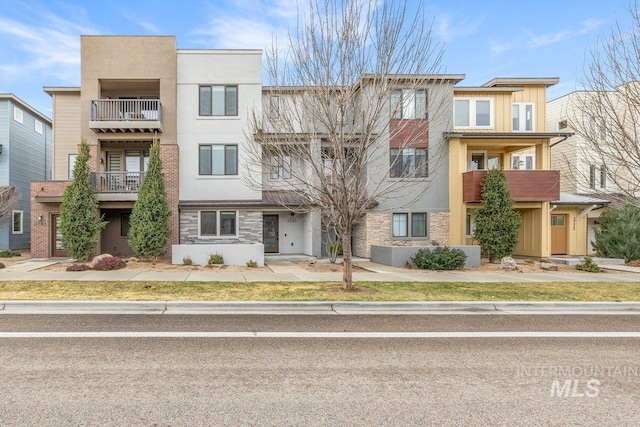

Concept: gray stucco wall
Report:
left=370, top=245, right=481, bottom=268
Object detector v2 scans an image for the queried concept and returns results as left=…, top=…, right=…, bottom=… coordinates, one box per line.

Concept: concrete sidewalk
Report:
left=1, top=262, right=640, bottom=282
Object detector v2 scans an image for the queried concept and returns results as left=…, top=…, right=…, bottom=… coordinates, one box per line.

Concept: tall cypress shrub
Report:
left=59, top=140, right=106, bottom=260
left=593, top=201, right=640, bottom=262
left=473, top=169, right=521, bottom=262
left=128, top=140, right=170, bottom=261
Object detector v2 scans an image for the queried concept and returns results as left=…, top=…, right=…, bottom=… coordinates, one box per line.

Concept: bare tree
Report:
left=244, top=0, right=450, bottom=289
left=0, top=186, right=20, bottom=226
left=562, top=0, right=640, bottom=202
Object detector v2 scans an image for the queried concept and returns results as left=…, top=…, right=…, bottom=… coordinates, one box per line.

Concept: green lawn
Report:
left=0, top=280, right=639, bottom=301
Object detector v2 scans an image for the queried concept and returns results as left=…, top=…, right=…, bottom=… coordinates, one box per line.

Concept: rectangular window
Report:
left=12, top=211, right=23, bottom=234
left=512, top=103, right=535, bottom=132
left=35, top=120, right=43, bottom=134
left=454, top=98, right=493, bottom=128
left=589, top=164, right=597, bottom=189
left=120, top=213, right=131, bottom=237
left=391, top=90, right=427, bottom=119
left=220, top=211, right=237, bottom=236
left=390, top=148, right=428, bottom=178
left=199, top=85, right=238, bottom=116
left=269, top=96, right=280, bottom=119
left=600, top=165, right=607, bottom=188
left=200, top=211, right=217, bottom=236
left=512, top=154, right=535, bottom=170
left=392, top=213, right=408, bottom=237
left=13, top=107, right=23, bottom=123
left=558, top=120, right=568, bottom=130
left=199, top=145, right=238, bottom=175
left=468, top=152, right=485, bottom=171
left=68, top=154, right=77, bottom=179
left=199, top=210, right=238, bottom=237
left=411, top=213, right=427, bottom=237
left=269, top=156, right=292, bottom=180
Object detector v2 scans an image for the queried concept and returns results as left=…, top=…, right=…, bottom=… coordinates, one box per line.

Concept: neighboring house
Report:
left=32, top=36, right=179, bottom=258
left=0, top=94, right=52, bottom=250
left=446, top=78, right=572, bottom=258
left=547, top=92, right=612, bottom=255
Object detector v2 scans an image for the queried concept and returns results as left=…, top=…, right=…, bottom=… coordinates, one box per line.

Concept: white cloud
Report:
left=488, top=39, right=515, bottom=56
left=0, top=1, right=98, bottom=86
left=435, top=14, right=482, bottom=42
left=120, top=10, right=162, bottom=34
left=525, top=18, right=605, bottom=49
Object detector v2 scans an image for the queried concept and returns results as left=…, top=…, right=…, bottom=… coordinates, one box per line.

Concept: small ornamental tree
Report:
left=593, top=201, right=640, bottom=262
left=128, top=140, right=170, bottom=261
left=59, top=140, right=106, bottom=260
left=473, top=169, right=521, bottom=262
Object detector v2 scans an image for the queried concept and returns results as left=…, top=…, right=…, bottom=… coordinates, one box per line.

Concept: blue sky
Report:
left=0, top=0, right=632, bottom=118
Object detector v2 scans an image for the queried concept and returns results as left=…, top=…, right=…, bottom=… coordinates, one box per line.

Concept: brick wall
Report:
left=30, top=181, right=70, bottom=258
left=160, top=144, right=179, bottom=258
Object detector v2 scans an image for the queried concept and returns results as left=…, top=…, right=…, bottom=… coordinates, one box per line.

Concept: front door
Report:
left=51, top=214, right=68, bottom=257
left=263, top=215, right=279, bottom=253
left=551, top=214, right=567, bottom=255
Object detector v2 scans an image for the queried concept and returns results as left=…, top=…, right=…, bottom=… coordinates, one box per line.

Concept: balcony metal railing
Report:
left=92, top=171, right=146, bottom=193
left=90, top=99, right=162, bottom=122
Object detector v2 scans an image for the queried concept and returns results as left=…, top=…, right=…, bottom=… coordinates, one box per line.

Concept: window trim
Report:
left=390, top=89, right=428, bottom=119
left=512, top=102, right=535, bottom=132
left=389, top=147, right=428, bottom=178
left=454, top=98, right=494, bottom=129
left=392, top=212, right=429, bottom=239
left=199, top=85, right=238, bottom=117
left=13, top=106, right=23, bottom=124
left=12, top=210, right=23, bottom=235
left=198, top=144, right=239, bottom=176
left=198, top=210, right=239, bottom=238
left=68, top=154, right=78, bottom=179
left=512, top=154, right=535, bottom=170
left=589, top=164, right=597, bottom=189
left=269, top=155, right=292, bottom=180
left=600, top=164, right=607, bottom=189
left=467, top=150, right=487, bottom=171
left=34, top=119, right=43, bottom=134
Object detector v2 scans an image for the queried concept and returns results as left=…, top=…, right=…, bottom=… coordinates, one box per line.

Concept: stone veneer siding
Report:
left=180, top=210, right=263, bottom=244
left=353, top=211, right=451, bottom=258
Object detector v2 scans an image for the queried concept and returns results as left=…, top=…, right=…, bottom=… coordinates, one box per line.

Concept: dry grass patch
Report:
left=0, top=280, right=639, bottom=301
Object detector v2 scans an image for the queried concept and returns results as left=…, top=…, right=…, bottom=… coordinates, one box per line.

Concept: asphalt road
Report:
left=1, top=314, right=639, bottom=426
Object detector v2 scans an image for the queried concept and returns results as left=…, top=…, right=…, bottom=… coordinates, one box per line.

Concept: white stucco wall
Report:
left=177, top=50, right=263, bottom=201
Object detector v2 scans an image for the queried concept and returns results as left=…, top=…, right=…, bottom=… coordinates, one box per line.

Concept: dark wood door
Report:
left=263, top=215, right=279, bottom=253
left=551, top=214, right=567, bottom=255
left=51, top=214, right=69, bottom=257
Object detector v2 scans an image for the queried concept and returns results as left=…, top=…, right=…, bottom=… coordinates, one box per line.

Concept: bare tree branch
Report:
left=0, top=186, right=20, bottom=226
left=243, top=0, right=449, bottom=289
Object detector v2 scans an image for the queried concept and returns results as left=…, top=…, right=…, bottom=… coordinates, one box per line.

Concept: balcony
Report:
left=92, top=171, right=145, bottom=193
left=463, top=170, right=560, bottom=203
left=89, top=99, right=162, bottom=133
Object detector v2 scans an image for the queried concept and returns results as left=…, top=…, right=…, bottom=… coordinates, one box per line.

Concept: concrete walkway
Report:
left=1, top=259, right=640, bottom=282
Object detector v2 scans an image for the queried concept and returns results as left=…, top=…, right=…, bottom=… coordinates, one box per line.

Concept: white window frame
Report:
left=12, top=210, right=23, bottom=234
left=13, top=107, right=23, bottom=124
left=454, top=98, right=493, bottom=129
left=198, top=210, right=239, bottom=238
left=68, top=154, right=77, bottom=179
left=512, top=154, right=535, bottom=170
left=512, top=103, right=535, bottom=132
left=34, top=119, right=43, bottom=134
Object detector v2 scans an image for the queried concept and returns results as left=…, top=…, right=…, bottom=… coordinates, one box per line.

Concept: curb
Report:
left=1, top=301, right=640, bottom=315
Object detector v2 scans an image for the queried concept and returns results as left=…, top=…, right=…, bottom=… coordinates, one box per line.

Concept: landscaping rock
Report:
left=500, top=256, right=518, bottom=270
left=90, top=253, right=113, bottom=267
left=540, top=262, right=559, bottom=271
